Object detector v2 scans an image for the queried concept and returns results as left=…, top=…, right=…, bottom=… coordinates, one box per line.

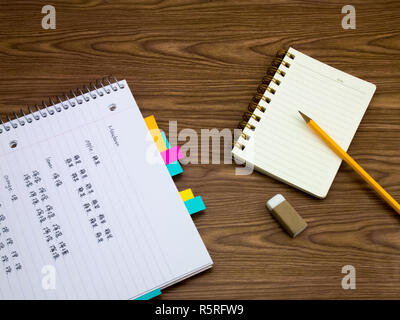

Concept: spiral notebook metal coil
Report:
left=234, top=49, right=295, bottom=150
left=0, top=75, right=124, bottom=134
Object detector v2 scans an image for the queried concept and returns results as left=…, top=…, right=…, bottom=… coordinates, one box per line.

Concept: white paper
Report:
left=233, top=48, right=376, bottom=198
left=0, top=80, right=212, bottom=299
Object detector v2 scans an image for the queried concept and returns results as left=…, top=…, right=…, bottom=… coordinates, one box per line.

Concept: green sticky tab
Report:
left=161, top=131, right=182, bottom=176
left=167, top=161, right=183, bottom=176
left=135, top=289, right=162, bottom=300
left=161, top=131, right=171, bottom=149
left=184, top=196, right=206, bottom=215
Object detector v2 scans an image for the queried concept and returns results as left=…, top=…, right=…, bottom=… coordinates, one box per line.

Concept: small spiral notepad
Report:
left=0, top=77, right=212, bottom=299
left=232, top=48, right=376, bottom=198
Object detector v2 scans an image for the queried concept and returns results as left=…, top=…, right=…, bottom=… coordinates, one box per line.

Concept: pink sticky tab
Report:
left=160, top=146, right=183, bottom=165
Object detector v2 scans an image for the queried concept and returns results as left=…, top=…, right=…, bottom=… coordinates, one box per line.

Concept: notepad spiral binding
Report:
left=234, top=49, right=295, bottom=150
left=0, top=75, right=124, bottom=134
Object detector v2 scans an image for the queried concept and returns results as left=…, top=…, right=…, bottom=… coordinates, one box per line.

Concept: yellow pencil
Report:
left=299, top=110, right=400, bottom=215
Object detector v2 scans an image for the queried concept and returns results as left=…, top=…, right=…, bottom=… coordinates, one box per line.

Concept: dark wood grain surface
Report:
left=0, top=0, right=399, bottom=299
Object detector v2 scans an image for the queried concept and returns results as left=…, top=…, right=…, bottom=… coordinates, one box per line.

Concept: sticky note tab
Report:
left=184, top=196, right=206, bottom=215
left=135, top=289, right=161, bottom=300
left=144, top=115, right=183, bottom=176
left=161, top=131, right=171, bottom=149
left=144, top=115, right=159, bottom=131
left=180, top=189, right=194, bottom=202
left=160, top=146, right=183, bottom=165
left=166, top=161, right=183, bottom=176
left=144, top=115, right=167, bottom=152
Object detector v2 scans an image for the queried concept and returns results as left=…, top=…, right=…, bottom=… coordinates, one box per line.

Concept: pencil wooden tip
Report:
left=298, top=110, right=311, bottom=123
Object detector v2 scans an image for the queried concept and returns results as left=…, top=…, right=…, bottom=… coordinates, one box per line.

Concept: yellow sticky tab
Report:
left=179, top=189, right=194, bottom=202
left=144, top=115, right=158, bottom=131
left=144, top=115, right=167, bottom=152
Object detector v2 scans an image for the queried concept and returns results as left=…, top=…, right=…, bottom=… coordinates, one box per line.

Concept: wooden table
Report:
left=0, top=0, right=399, bottom=299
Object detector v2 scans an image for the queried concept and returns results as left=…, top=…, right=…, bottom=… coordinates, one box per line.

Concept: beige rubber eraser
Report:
left=266, top=194, right=307, bottom=238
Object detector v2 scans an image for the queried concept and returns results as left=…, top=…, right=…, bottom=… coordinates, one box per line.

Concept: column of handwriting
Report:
left=0, top=175, right=23, bottom=276
left=0, top=207, right=22, bottom=276
left=65, top=154, right=113, bottom=244
left=24, top=170, right=69, bottom=260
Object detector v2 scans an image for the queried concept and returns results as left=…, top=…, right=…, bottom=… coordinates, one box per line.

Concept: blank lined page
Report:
left=233, top=48, right=376, bottom=198
left=0, top=80, right=212, bottom=299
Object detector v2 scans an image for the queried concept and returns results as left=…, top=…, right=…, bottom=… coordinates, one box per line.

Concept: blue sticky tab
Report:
left=161, top=132, right=171, bottom=149
left=135, top=289, right=162, bottom=300
left=184, top=196, right=206, bottom=215
left=161, top=131, right=182, bottom=176
left=167, top=161, right=183, bottom=176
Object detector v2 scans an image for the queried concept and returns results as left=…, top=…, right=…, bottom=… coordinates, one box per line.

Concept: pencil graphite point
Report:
left=298, top=110, right=311, bottom=123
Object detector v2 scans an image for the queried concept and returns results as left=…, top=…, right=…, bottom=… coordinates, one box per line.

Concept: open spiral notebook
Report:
left=0, top=78, right=212, bottom=299
left=232, top=48, right=376, bottom=198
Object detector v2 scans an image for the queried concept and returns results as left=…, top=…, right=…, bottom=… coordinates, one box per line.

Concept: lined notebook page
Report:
left=0, top=80, right=212, bottom=299
left=233, top=48, right=376, bottom=198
